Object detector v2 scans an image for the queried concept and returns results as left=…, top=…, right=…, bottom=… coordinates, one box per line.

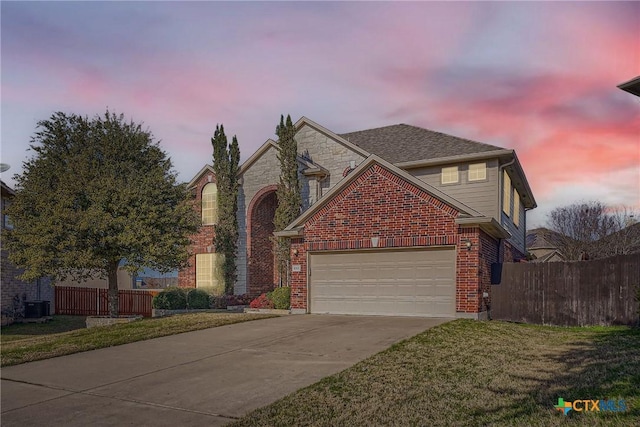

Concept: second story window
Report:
left=468, top=163, right=486, bottom=181
left=202, top=183, right=218, bottom=225
left=514, top=189, right=521, bottom=227
left=502, top=171, right=511, bottom=216
left=441, top=166, right=459, bottom=184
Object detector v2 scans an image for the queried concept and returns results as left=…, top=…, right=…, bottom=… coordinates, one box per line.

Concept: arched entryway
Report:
left=247, top=186, right=278, bottom=297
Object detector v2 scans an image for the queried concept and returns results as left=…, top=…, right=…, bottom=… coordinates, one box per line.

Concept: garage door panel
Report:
left=310, top=248, right=456, bottom=317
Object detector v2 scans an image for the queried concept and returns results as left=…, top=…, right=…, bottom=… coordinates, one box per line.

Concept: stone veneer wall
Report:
left=237, top=124, right=366, bottom=295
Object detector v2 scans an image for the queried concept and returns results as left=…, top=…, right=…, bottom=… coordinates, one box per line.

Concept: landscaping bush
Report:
left=248, top=288, right=290, bottom=310
left=152, top=287, right=187, bottom=310
left=211, top=294, right=252, bottom=309
left=249, top=293, right=275, bottom=309
left=268, top=287, right=291, bottom=310
left=186, top=289, right=210, bottom=309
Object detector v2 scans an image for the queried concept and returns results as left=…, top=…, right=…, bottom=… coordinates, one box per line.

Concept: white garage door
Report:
left=309, top=248, right=456, bottom=317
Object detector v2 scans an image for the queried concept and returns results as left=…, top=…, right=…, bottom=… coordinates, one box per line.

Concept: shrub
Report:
left=186, top=289, right=210, bottom=309
left=269, top=287, right=291, bottom=310
left=210, top=294, right=252, bottom=309
left=227, top=294, right=252, bottom=306
left=210, top=295, right=227, bottom=309
left=152, top=287, right=187, bottom=310
left=250, top=293, right=274, bottom=309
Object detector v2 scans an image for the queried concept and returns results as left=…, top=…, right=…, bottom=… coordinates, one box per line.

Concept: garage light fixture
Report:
left=462, top=239, right=472, bottom=251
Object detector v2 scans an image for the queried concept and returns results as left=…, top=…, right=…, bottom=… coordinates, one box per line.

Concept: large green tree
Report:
left=273, top=115, right=302, bottom=286
left=5, top=111, right=199, bottom=316
left=211, top=125, right=240, bottom=294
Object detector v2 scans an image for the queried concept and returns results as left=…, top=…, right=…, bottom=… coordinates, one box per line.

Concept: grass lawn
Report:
left=232, top=320, right=640, bottom=427
left=0, top=312, right=276, bottom=367
left=1, top=315, right=88, bottom=343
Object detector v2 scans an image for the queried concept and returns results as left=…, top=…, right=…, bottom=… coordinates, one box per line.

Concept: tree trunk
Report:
left=107, top=260, right=119, bottom=317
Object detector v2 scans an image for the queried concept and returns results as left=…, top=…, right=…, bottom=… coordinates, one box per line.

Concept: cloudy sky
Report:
left=2, top=1, right=638, bottom=227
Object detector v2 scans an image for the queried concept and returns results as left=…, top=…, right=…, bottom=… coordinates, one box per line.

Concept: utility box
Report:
left=24, top=301, right=50, bottom=318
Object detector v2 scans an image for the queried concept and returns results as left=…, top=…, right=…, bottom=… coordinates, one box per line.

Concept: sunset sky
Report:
left=2, top=1, right=638, bottom=228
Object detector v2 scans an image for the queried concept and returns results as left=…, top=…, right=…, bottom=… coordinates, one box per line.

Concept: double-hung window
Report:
left=441, top=166, right=459, bottom=184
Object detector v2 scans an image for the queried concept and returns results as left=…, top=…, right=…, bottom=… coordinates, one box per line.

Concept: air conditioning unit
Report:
left=24, top=301, right=50, bottom=318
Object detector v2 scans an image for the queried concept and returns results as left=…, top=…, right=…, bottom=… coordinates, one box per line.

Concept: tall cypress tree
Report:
left=211, top=125, right=240, bottom=295
left=273, top=114, right=302, bottom=286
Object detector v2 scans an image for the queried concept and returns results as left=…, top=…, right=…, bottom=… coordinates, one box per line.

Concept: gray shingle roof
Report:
left=339, top=124, right=504, bottom=164
left=526, top=228, right=563, bottom=249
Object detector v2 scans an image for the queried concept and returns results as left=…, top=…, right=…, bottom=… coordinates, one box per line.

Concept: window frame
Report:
left=502, top=171, right=511, bottom=216
left=441, top=166, right=459, bottom=185
left=468, top=162, right=487, bottom=182
left=196, top=253, right=221, bottom=289
left=513, top=189, right=521, bottom=227
left=201, top=183, right=218, bottom=225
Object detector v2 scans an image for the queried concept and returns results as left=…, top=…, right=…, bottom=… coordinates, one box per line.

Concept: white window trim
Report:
left=468, top=162, right=487, bottom=182
left=441, top=166, right=459, bottom=184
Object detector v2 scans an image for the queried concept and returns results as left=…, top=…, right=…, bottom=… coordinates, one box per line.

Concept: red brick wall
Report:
left=1, top=249, right=55, bottom=316
left=290, top=238, right=307, bottom=309
left=503, top=240, right=526, bottom=263
left=247, top=189, right=278, bottom=298
left=290, top=163, right=486, bottom=314
left=456, top=227, right=480, bottom=313
left=178, top=171, right=216, bottom=289
left=479, top=230, right=500, bottom=312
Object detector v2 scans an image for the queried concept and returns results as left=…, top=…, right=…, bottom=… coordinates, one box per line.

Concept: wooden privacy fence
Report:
left=491, top=254, right=640, bottom=326
left=55, top=286, right=153, bottom=317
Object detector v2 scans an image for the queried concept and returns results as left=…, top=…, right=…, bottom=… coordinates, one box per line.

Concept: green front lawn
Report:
left=1, top=313, right=276, bottom=367
left=232, top=320, right=640, bottom=426
left=1, top=315, right=88, bottom=343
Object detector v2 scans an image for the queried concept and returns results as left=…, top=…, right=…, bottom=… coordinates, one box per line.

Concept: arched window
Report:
left=202, top=183, right=218, bottom=225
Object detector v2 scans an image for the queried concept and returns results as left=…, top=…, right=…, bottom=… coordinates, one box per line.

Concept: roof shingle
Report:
left=339, top=124, right=504, bottom=164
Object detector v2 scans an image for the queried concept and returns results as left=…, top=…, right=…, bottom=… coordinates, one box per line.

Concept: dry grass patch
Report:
left=232, top=320, right=639, bottom=427
left=1, top=313, right=276, bottom=367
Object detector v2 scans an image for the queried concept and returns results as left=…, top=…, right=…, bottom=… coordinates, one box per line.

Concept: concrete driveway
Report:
left=1, top=314, right=449, bottom=426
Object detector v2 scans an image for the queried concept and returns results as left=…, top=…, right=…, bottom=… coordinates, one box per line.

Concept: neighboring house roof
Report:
left=526, top=227, right=564, bottom=250
left=1, top=180, right=16, bottom=197
left=530, top=249, right=565, bottom=263
left=339, top=124, right=503, bottom=164
left=526, top=228, right=567, bottom=262
left=618, top=76, right=640, bottom=97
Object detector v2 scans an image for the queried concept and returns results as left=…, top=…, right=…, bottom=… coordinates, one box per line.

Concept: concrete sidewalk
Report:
left=1, top=315, right=449, bottom=426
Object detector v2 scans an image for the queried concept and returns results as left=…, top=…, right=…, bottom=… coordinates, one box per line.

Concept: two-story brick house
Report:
left=1, top=180, right=55, bottom=321
left=179, top=117, right=536, bottom=319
